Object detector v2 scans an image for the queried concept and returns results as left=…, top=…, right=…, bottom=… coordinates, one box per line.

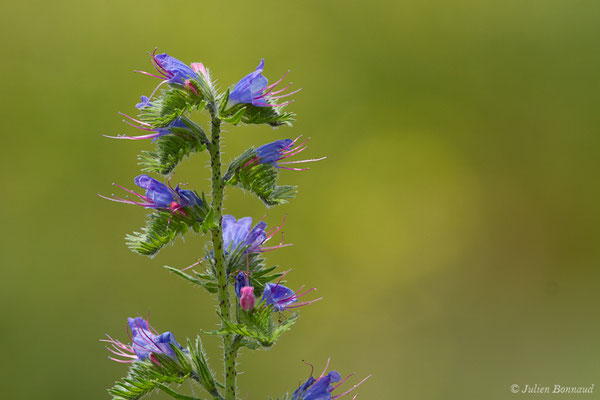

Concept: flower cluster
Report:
left=102, top=317, right=183, bottom=364
left=100, top=174, right=201, bottom=214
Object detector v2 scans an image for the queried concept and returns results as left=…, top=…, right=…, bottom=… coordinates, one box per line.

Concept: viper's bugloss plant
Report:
left=100, top=50, right=369, bottom=400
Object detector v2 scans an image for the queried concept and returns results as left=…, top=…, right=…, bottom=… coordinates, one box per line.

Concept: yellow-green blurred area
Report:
left=2, top=0, right=600, bottom=399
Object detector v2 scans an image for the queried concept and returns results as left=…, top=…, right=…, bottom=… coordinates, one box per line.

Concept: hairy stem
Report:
left=208, top=107, right=237, bottom=400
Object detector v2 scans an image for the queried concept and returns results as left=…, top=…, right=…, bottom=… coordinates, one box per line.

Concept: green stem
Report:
left=208, top=108, right=237, bottom=400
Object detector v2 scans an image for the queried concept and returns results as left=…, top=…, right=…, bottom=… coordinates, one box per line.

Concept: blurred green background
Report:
left=2, top=0, right=600, bottom=399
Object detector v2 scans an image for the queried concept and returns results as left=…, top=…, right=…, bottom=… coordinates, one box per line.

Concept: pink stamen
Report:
left=180, top=259, right=203, bottom=272
left=106, top=346, right=137, bottom=358
left=135, top=319, right=162, bottom=353
left=266, top=215, right=287, bottom=240
left=121, top=120, right=154, bottom=131
left=253, top=100, right=294, bottom=108
left=150, top=50, right=172, bottom=79
left=261, top=243, right=293, bottom=252
left=320, top=358, right=331, bottom=378
left=98, top=194, right=152, bottom=208
left=134, top=70, right=166, bottom=80
left=331, top=375, right=372, bottom=399
left=331, top=374, right=355, bottom=392
left=113, top=183, right=152, bottom=202
left=279, top=166, right=310, bottom=171
left=119, top=112, right=151, bottom=126
left=281, top=147, right=308, bottom=161
left=278, top=157, right=327, bottom=165
left=108, top=357, right=135, bottom=364
left=268, top=82, right=294, bottom=96
left=264, top=70, right=289, bottom=91
left=147, top=80, right=169, bottom=101
left=285, top=297, right=323, bottom=309
left=104, top=132, right=161, bottom=140
left=148, top=50, right=168, bottom=78
left=283, top=138, right=310, bottom=154
left=270, top=268, right=292, bottom=294
left=269, top=87, right=302, bottom=100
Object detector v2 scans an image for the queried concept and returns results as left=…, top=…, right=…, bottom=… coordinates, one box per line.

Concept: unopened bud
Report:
left=240, top=286, right=255, bottom=311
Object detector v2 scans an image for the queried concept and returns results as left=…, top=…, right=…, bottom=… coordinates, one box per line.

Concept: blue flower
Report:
left=262, top=279, right=321, bottom=312
left=262, top=283, right=297, bottom=311
left=101, top=175, right=201, bottom=212
left=290, top=361, right=371, bottom=400
left=256, top=139, right=294, bottom=164
left=135, top=95, right=152, bottom=110
left=243, top=136, right=326, bottom=171
left=228, top=59, right=299, bottom=108
left=128, top=317, right=183, bottom=360
left=135, top=175, right=200, bottom=209
left=222, top=215, right=267, bottom=254
left=102, top=317, right=183, bottom=363
left=152, top=53, right=198, bottom=85
left=292, top=371, right=341, bottom=400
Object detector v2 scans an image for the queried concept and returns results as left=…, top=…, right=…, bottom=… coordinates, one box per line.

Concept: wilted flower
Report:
left=245, top=136, right=326, bottom=171
left=222, top=215, right=290, bottom=254
left=100, top=174, right=201, bottom=214
left=102, top=317, right=184, bottom=363
left=262, top=270, right=321, bottom=311
left=227, top=59, right=300, bottom=108
left=291, top=360, right=371, bottom=400
left=105, top=116, right=189, bottom=142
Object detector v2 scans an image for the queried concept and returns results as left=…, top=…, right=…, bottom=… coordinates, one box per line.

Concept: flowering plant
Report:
left=100, top=51, right=369, bottom=400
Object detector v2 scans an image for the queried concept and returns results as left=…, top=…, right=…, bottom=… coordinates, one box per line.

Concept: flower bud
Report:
left=240, top=286, right=256, bottom=311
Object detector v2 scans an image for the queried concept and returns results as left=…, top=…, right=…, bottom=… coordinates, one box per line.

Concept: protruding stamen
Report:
left=103, top=132, right=161, bottom=140
left=285, top=297, right=323, bottom=309
left=119, top=112, right=151, bottom=127
left=320, top=358, right=331, bottom=378
left=269, top=87, right=302, bottom=100
left=134, top=70, right=166, bottom=80
left=180, top=259, right=203, bottom=272
left=331, top=375, right=372, bottom=399
left=331, top=373, right=356, bottom=391
left=302, top=359, right=315, bottom=377
left=264, top=70, right=290, bottom=91
left=278, top=156, right=328, bottom=165
left=279, top=166, right=310, bottom=171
